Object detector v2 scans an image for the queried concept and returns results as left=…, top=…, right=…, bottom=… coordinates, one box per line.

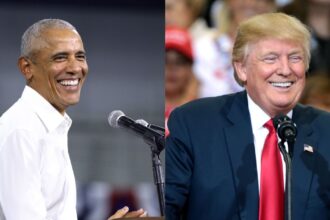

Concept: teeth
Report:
left=271, top=82, right=292, bottom=88
left=59, top=79, right=79, bottom=86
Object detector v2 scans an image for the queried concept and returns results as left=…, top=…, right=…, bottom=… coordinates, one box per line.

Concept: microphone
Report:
left=272, top=114, right=297, bottom=143
left=135, top=119, right=165, bottom=136
left=108, top=110, right=165, bottom=153
left=109, top=111, right=165, bottom=213
left=272, top=114, right=297, bottom=220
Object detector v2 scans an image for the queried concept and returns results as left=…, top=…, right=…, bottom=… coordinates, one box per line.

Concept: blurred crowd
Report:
left=77, top=182, right=160, bottom=219
left=165, top=0, right=330, bottom=135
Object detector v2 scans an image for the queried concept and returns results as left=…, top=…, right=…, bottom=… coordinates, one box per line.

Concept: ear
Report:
left=18, top=57, right=33, bottom=81
left=233, top=61, right=247, bottom=83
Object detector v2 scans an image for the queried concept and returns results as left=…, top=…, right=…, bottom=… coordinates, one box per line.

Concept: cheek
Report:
left=294, top=65, right=306, bottom=78
left=46, top=67, right=64, bottom=89
left=35, top=68, right=54, bottom=85
left=48, top=65, right=63, bottom=78
left=246, top=64, right=274, bottom=82
left=82, top=64, right=89, bottom=76
left=180, top=68, right=192, bottom=81
left=297, top=77, right=306, bottom=92
left=175, top=71, right=187, bottom=82
left=165, top=67, right=178, bottom=79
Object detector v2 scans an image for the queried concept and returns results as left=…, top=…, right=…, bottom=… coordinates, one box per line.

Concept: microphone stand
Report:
left=278, top=140, right=293, bottom=220
left=142, top=130, right=165, bottom=216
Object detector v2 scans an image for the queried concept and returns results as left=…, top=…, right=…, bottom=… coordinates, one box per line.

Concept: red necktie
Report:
left=259, top=119, right=284, bottom=220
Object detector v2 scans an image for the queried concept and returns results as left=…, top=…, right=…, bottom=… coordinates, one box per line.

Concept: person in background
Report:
left=280, top=0, right=330, bottom=74
left=165, top=26, right=199, bottom=137
left=300, top=73, right=330, bottom=112
left=165, top=0, right=210, bottom=40
left=166, top=12, right=330, bottom=219
left=0, top=18, right=146, bottom=220
left=193, top=0, right=277, bottom=98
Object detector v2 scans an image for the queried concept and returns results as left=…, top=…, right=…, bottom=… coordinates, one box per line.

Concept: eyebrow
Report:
left=262, top=52, right=278, bottom=56
left=51, top=50, right=86, bottom=59
left=51, top=52, right=68, bottom=58
left=257, top=52, right=278, bottom=60
left=76, top=50, right=86, bottom=55
left=288, top=50, right=303, bottom=56
left=260, top=49, right=303, bottom=57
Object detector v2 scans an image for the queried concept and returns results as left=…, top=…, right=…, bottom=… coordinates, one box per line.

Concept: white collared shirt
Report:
left=0, top=86, right=77, bottom=220
left=247, top=94, right=292, bottom=190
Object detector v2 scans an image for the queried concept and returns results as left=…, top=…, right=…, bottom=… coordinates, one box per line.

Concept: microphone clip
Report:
left=273, top=114, right=297, bottom=158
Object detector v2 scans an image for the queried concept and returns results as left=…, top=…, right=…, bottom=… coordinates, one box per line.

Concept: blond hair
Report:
left=232, top=12, right=311, bottom=86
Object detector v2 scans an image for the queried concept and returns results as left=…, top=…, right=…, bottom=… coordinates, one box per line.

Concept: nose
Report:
left=67, top=57, right=86, bottom=75
left=165, top=63, right=175, bottom=78
left=277, top=57, right=292, bottom=76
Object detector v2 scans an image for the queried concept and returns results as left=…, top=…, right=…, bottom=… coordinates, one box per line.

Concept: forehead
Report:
left=166, top=49, right=184, bottom=58
left=249, top=38, right=304, bottom=55
left=42, top=28, right=82, bottom=45
left=166, top=49, right=191, bottom=63
left=31, top=28, right=84, bottom=54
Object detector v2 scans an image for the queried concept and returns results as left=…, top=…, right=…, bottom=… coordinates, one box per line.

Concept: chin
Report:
left=69, top=99, right=80, bottom=106
left=273, top=101, right=295, bottom=111
left=272, top=95, right=295, bottom=104
left=64, top=97, right=80, bottom=106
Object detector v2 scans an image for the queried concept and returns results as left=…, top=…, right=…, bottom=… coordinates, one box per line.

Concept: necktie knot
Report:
left=264, top=119, right=275, bottom=133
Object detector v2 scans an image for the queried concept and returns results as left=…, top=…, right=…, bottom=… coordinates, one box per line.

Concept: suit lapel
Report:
left=223, top=91, right=259, bottom=220
left=292, top=105, right=319, bottom=219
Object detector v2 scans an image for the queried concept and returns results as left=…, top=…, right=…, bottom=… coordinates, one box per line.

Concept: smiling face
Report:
left=19, top=28, right=88, bottom=114
left=234, top=38, right=306, bottom=117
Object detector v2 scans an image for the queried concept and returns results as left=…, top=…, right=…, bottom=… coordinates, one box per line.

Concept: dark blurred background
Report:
left=0, top=0, right=164, bottom=218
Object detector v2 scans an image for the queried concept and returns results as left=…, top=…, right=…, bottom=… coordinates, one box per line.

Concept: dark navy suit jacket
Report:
left=165, top=91, right=330, bottom=220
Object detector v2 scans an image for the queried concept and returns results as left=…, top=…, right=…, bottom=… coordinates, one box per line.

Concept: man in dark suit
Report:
left=165, top=13, right=330, bottom=220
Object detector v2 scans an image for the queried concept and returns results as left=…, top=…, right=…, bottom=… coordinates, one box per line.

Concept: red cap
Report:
left=165, top=26, right=193, bottom=61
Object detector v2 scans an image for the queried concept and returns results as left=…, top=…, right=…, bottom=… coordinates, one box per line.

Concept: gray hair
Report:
left=20, top=18, right=77, bottom=58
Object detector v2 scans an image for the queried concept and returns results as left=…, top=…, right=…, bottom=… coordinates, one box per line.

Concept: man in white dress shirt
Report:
left=0, top=18, right=88, bottom=220
left=0, top=19, right=146, bottom=220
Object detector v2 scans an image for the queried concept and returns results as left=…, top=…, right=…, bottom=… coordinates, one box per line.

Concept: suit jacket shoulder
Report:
left=169, top=91, right=248, bottom=131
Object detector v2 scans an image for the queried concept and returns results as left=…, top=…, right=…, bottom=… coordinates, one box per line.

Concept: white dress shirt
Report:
left=0, top=86, right=77, bottom=220
left=247, top=94, right=291, bottom=190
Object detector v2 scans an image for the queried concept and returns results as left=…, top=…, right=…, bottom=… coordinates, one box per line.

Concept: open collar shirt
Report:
left=0, top=86, right=77, bottom=220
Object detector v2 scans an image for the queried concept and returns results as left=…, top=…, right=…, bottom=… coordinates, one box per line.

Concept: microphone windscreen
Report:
left=108, top=110, right=125, bottom=128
